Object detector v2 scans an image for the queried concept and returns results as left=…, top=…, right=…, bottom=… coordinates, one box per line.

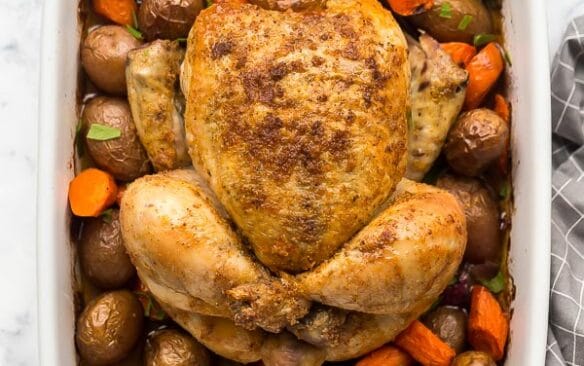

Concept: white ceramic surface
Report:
left=502, top=0, right=552, bottom=364
left=31, top=1, right=550, bottom=365
left=0, top=0, right=41, bottom=365
left=0, top=0, right=552, bottom=365
left=37, top=0, right=79, bottom=365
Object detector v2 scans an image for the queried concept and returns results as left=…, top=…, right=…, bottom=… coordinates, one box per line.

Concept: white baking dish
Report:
left=36, top=0, right=551, bottom=364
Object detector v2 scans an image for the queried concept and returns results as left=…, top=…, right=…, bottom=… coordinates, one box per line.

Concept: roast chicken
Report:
left=121, top=0, right=467, bottom=364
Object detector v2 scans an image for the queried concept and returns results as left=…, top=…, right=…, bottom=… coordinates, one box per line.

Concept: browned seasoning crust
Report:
left=183, top=0, right=410, bottom=272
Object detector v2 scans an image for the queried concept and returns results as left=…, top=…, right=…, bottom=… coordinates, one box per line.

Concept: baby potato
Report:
left=410, top=0, right=493, bottom=43
left=445, top=109, right=509, bottom=177
left=81, top=25, right=142, bottom=95
left=145, top=329, right=211, bottom=366
left=423, top=306, right=468, bottom=353
left=138, top=0, right=204, bottom=41
left=79, top=209, right=135, bottom=289
left=82, top=96, right=151, bottom=181
left=436, top=175, right=501, bottom=264
left=76, top=291, right=144, bottom=365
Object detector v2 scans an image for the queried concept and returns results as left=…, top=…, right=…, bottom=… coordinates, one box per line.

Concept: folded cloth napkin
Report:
left=548, top=14, right=584, bottom=366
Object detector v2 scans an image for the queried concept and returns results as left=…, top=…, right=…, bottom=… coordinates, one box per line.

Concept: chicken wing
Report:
left=405, top=35, right=468, bottom=181
left=126, top=40, right=190, bottom=171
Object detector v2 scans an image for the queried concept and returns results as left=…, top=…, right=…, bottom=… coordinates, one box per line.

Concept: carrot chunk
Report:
left=92, top=0, right=137, bottom=26
left=394, top=320, right=456, bottom=366
left=464, top=43, right=505, bottom=110
left=357, top=345, right=414, bottom=366
left=386, top=0, right=434, bottom=16
left=441, top=42, right=477, bottom=68
left=493, top=94, right=510, bottom=123
left=468, top=285, right=509, bottom=361
left=68, top=168, right=118, bottom=217
left=493, top=94, right=511, bottom=173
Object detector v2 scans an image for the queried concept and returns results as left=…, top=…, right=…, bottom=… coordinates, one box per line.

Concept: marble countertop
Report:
left=0, top=0, right=575, bottom=364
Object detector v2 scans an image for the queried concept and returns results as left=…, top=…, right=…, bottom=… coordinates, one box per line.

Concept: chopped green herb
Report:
left=76, top=119, right=85, bottom=157
left=457, top=15, right=474, bottom=31
left=100, top=208, right=114, bottom=224
left=499, top=181, right=511, bottom=200
left=480, top=271, right=505, bottom=294
left=473, top=33, right=497, bottom=47
left=125, top=24, right=143, bottom=40
left=502, top=47, right=513, bottom=66
left=206, top=0, right=213, bottom=7
left=439, top=2, right=453, bottom=18
left=407, top=109, right=414, bottom=131
left=86, top=123, right=121, bottom=141
left=132, top=10, right=139, bottom=30
left=176, top=37, right=188, bottom=43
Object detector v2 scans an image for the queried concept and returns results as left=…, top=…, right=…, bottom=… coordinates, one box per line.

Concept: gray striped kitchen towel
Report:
left=548, top=15, right=584, bottom=366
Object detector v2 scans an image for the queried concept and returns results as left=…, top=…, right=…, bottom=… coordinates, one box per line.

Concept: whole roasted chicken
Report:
left=121, top=0, right=467, bottom=364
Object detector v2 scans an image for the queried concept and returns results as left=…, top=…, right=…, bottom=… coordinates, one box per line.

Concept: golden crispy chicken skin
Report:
left=405, top=34, right=468, bottom=181
left=120, top=1, right=468, bottom=364
left=120, top=171, right=466, bottom=361
left=182, top=0, right=410, bottom=272
left=126, top=40, right=191, bottom=172
left=120, top=169, right=310, bottom=333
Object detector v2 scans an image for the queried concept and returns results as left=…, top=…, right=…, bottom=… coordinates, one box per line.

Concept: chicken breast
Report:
left=120, top=169, right=310, bottom=332
left=126, top=40, right=191, bottom=171
left=182, top=0, right=410, bottom=272
left=405, top=35, right=468, bottom=181
left=298, top=179, right=466, bottom=314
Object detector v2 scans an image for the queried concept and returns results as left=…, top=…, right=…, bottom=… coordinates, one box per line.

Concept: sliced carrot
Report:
left=493, top=94, right=510, bottom=123
left=69, top=168, right=118, bottom=217
left=357, top=345, right=414, bottom=366
left=386, top=0, right=434, bottom=16
left=92, top=0, right=137, bottom=26
left=394, top=320, right=455, bottom=366
left=464, top=43, right=505, bottom=110
left=493, top=94, right=510, bottom=173
left=115, top=183, right=127, bottom=206
left=441, top=42, right=477, bottom=68
left=468, top=285, right=509, bottom=361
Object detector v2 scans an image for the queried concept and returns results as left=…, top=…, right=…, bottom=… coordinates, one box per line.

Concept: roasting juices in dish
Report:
left=69, top=0, right=513, bottom=364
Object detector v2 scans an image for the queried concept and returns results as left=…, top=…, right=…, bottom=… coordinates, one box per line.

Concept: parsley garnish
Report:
left=499, top=181, right=511, bottom=200
left=439, top=2, right=453, bottom=18
left=458, top=15, right=474, bottom=31
left=125, top=24, right=143, bottom=40
left=132, top=10, right=139, bottom=29
left=480, top=271, right=505, bottom=294
left=473, top=33, right=497, bottom=47
left=76, top=119, right=85, bottom=157
left=100, top=208, right=114, bottom=224
left=86, top=124, right=121, bottom=141
left=502, top=47, right=513, bottom=66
